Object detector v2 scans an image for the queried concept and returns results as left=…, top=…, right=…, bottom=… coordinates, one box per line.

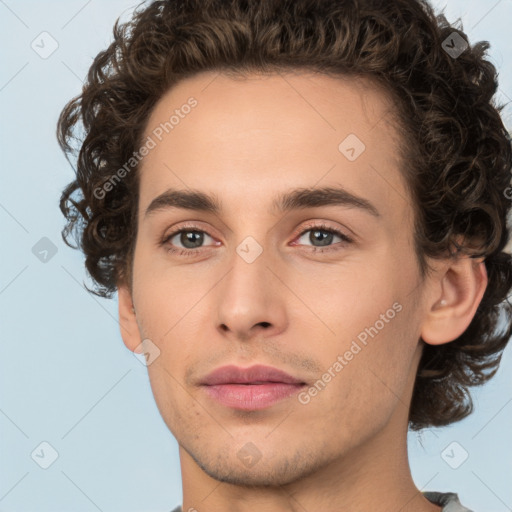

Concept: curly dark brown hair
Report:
left=58, top=0, right=512, bottom=431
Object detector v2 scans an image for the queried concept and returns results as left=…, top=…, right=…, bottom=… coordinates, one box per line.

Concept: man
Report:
left=58, top=0, right=512, bottom=510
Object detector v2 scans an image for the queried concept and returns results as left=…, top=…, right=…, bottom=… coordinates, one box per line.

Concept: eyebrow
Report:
left=144, top=186, right=380, bottom=218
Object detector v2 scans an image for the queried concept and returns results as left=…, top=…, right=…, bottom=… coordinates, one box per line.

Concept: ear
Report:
left=118, top=282, right=142, bottom=351
left=421, top=257, right=488, bottom=345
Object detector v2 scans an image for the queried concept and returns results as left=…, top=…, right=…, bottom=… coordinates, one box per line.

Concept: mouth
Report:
left=201, top=382, right=306, bottom=410
left=200, top=364, right=307, bottom=411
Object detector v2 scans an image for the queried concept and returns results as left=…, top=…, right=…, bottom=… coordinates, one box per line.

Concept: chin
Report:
left=183, top=437, right=328, bottom=488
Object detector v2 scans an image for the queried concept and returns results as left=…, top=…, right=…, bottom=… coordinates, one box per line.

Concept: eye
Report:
left=292, top=223, right=353, bottom=253
left=162, top=225, right=219, bottom=256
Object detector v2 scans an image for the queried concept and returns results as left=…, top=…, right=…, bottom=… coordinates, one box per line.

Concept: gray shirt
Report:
left=170, top=491, right=474, bottom=511
left=423, top=492, right=474, bottom=511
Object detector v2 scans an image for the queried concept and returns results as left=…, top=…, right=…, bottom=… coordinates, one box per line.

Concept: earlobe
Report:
left=118, top=282, right=142, bottom=351
left=421, top=258, right=488, bottom=345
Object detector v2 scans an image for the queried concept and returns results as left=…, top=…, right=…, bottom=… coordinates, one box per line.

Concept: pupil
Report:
left=182, top=231, right=203, bottom=248
left=312, top=230, right=332, bottom=247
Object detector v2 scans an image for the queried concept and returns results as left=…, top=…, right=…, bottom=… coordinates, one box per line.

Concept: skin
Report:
left=118, top=70, right=487, bottom=512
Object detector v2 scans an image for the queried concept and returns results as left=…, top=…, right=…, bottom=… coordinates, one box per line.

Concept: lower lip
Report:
left=202, top=383, right=305, bottom=410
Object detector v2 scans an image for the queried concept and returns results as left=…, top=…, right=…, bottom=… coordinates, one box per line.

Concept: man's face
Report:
left=127, top=71, right=429, bottom=486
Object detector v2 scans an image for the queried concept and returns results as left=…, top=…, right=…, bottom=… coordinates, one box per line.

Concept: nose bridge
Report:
left=214, top=230, right=285, bottom=337
left=224, top=213, right=276, bottom=283
left=224, top=232, right=272, bottom=303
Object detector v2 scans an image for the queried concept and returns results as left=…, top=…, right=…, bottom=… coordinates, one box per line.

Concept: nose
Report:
left=214, top=243, right=288, bottom=343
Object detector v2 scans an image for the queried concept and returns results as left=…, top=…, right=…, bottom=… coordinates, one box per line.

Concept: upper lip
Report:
left=200, top=364, right=305, bottom=386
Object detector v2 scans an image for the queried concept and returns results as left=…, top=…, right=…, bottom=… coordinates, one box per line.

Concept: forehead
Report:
left=138, top=70, right=409, bottom=220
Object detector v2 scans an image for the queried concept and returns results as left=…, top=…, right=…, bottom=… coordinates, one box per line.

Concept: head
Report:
left=58, top=0, right=512, bottom=487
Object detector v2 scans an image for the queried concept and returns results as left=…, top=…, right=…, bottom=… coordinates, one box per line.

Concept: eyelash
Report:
left=161, top=222, right=353, bottom=257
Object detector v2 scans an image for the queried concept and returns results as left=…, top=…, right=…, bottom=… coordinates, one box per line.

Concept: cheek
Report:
left=132, top=247, right=204, bottom=335
left=306, top=307, right=418, bottom=443
left=293, top=260, right=400, bottom=332
left=302, top=261, right=420, bottom=415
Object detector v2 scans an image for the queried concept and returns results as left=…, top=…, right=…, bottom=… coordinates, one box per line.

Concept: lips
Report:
left=199, top=364, right=306, bottom=410
left=200, top=364, right=305, bottom=386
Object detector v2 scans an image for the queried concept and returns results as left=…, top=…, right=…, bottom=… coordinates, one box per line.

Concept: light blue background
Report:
left=1, top=1, right=511, bottom=511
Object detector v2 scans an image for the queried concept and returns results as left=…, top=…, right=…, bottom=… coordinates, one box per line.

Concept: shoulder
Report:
left=423, top=491, right=475, bottom=512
